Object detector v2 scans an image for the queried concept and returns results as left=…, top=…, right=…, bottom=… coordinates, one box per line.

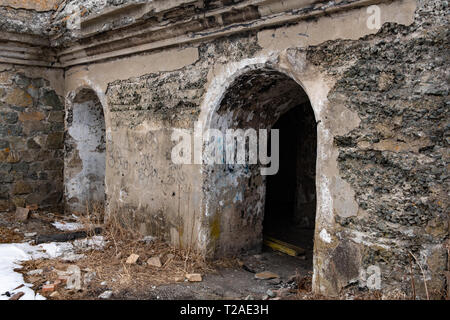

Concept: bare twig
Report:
left=409, top=251, right=429, bottom=300
left=409, top=255, right=416, bottom=300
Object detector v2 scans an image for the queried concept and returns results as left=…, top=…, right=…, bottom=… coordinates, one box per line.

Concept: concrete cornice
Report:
left=0, top=0, right=392, bottom=69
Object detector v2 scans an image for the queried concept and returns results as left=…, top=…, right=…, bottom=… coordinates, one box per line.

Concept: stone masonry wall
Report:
left=0, top=65, right=65, bottom=212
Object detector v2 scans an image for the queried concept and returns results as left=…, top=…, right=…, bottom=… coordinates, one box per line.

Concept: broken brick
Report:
left=42, top=284, right=56, bottom=293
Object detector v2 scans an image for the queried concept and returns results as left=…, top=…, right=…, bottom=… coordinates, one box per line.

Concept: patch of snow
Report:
left=73, top=236, right=105, bottom=250
left=319, top=228, right=332, bottom=244
left=52, top=221, right=84, bottom=231
left=0, top=242, right=69, bottom=300
left=98, top=290, right=112, bottom=299
left=0, top=236, right=106, bottom=300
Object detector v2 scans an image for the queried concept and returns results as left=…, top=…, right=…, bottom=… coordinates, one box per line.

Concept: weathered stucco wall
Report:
left=64, top=88, right=105, bottom=213
left=66, top=0, right=446, bottom=299
left=3, top=0, right=446, bottom=299
left=0, top=64, right=65, bottom=212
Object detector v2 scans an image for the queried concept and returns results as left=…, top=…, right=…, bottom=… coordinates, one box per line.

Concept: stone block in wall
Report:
left=27, top=138, right=41, bottom=149
left=40, top=88, right=63, bottom=110
left=0, top=173, right=14, bottom=183
left=46, top=132, right=64, bottom=149
left=4, top=88, right=33, bottom=108
left=48, top=111, right=64, bottom=123
left=11, top=197, right=26, bottom=208
left=0, top=185, right=10, bottom=198
left=0, top=199, right=10, bottom=211
left=43, top=159, right=64, bottom=170
left=1, top=111, right=19, bottom=124
left=18, top=111, right=45, bottom=122
left=12, top=181, right=33, bottom=195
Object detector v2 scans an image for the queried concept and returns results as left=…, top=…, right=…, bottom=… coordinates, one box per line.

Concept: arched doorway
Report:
left=64, top=88, right=106, bottom=214
left=202, top=67, right=317, bottom=261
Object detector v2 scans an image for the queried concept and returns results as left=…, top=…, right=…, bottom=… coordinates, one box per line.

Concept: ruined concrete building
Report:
left=0, top=0, right=448, bottom=298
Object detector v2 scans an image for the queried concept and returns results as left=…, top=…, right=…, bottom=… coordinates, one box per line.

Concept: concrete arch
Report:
left=199, top=57, right=320, bottom=131
left=196, top=51, right=361, bottom=296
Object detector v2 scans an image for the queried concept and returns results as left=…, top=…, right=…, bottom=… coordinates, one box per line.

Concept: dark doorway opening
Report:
left=263, top=101, right=317, bottom=251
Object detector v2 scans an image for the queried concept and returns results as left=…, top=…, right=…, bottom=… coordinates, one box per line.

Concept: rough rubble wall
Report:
left=100, top=0, right=447, bottom=298
left=0, top=64, right=65, bottom=212
left=0, top=1, right=58, bottom=36
left=64, top=88, right=105, bottom=213
left=306, top=0, right=449, bottom=298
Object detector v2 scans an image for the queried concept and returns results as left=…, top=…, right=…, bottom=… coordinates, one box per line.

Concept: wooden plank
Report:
left=264, top=238, right=297, bottom=256
left=264, top=236, right=306, bottom=254
left=263, top=236, right=306, bottom=256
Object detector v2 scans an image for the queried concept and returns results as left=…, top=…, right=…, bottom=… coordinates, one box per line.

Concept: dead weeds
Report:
left=17, top=206, right=237, bottom=300
left=0, top=225, right=24, bottom=243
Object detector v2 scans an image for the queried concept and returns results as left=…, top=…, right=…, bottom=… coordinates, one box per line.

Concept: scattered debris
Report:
left=83, top=271, right=96, bottom=285
left=268, top=278, right=282, bottom=285
left=140, top=236, right=156, bottom=244
left=27, top=269, right=43, bottom=276
left=245, top=295, right=254, bottom=300
left=61, top=253, right=85, bottom=262
left=65, top=265, right=81, bottom=291
left=165, top=253, right=175, bottom=261
left=98, top=290, right=113, bottom=299
left=174, top=276, right=184, bottom=282
left=238, top=260, right=256, bottom=273
left=9, top=292, right=25, bottom=300
left=147, top=256, right=162, bottom=268
left=0, top=226, right=23, bottom=243
left=126, top=254, right=140, bottom=264
left=35, top=228, right=102, bottom=244
left=15, top=207, right=30, bottom=222
left=49, top=291, right=59, bottom=298
left=24, top=232, right=37, bottom=238
left=266, top=289, right=276, bottom=298
left=186, top=273, right=202, bottom=282
left=58, top=275, right=68, bottom=285
left=274, top=288, right=294, bottom=298
left=42, top=284, right=56, bottom=293
left=254, top=271, right=279, bottom=280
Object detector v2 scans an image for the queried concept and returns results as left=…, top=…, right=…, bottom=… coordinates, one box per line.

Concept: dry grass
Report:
left=0, top=225, right=24, bottom=243
left=18, top=204, right=237, bottom=299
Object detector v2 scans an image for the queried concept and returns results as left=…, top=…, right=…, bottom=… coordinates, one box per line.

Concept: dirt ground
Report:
left=110, top=251, right=313, bottom=300
left=0, top=210, right=315, bottom=300
left=0, top=210, right=386, bottom=300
